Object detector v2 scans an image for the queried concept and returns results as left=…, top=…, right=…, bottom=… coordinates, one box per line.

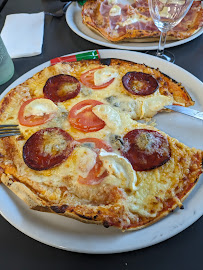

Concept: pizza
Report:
left=82, top=0, right=203, bottom=42
left=0, top=58, right=202, bottom=231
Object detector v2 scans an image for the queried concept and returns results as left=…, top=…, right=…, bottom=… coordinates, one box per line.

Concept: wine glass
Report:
left=148, top=0, right=194, bottom=62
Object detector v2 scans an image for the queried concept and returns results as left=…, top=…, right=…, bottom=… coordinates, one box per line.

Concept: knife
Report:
left=165, top=105, right=203, bottom=121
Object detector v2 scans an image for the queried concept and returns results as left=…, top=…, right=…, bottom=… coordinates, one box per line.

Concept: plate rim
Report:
left=65, top=2, right=203, bottom=51
left=0, top=49, right=202, bottom=254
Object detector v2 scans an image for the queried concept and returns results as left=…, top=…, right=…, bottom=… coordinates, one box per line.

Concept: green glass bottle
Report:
left=0, top=35, right=14, bottom=85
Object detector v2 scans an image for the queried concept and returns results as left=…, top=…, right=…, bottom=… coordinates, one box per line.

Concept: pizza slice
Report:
left=0, top=58, right=193, bottom=126
left=82, top=0, right=203, bottom=42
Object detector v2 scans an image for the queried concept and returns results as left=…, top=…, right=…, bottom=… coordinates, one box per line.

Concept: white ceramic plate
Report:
left=0, top=49, right=202, bottom=254
left=66, top=2, right=203, bottom=51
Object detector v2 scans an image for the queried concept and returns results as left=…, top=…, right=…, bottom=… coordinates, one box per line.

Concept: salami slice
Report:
left=122, top=129, right=171, bottom=171
left=122, top=72, right=158, bottom=96
left=43, top=74, right=81, bottom=102
left=23, top=128, right=74, bottom=171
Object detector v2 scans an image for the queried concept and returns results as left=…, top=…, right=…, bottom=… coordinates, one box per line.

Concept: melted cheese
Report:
left=160, top=0, right=185, bottom=4
left=73, top=146, right=97, bottom=178
left=92, top=104, right=121, bottom=132
left=99, top=150, right=137, bottom=192
left=108, top=0, right=117, bottom=4
left=23, top=98, right=58, bottom=117
left=119, top=13, right=151, bottom=27
left=141, top=90, right=173, bottom=119
left=43, top=132, right=67, bottom=155
left=109, top=5, right=121, bottom=16
left=94, top=67, right=118, bottom=86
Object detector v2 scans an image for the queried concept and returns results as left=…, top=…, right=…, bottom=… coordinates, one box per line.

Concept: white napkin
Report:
left=1, top=12, right=45, bottom=59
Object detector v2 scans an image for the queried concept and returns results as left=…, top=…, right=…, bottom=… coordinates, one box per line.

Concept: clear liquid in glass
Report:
left=0, top=35, right=14, bottom=85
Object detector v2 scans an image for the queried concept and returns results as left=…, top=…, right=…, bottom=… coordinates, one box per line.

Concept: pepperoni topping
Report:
left=68, top=100, right=105, bottom=132
left=122, top=129, right=171, bottom=171
left=122, top=72, right=158, bottom=96
left=43, top=74, right=81, bottom=102
left=23, top=128, right=74, bottom=171
left=77, top=138, right=112, bottom=185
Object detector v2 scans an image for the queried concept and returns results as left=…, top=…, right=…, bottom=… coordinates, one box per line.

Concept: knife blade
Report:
left=165, top=105, right=203, bottom=121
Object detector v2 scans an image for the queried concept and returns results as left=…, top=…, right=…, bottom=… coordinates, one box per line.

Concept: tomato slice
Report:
left=68, top=100, right=105, bottom=132
left=77, top=138, right=112, bottom=185
left=18, top=98, right=57, bottom=127
left=77, top=138, right=113, bottom=153
left=78, top=161, right=108, bottom=185
left=80, top=67, right=114, bottom=89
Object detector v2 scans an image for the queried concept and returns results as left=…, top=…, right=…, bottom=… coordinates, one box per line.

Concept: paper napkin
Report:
left=1, top=12, right=45, bottom=58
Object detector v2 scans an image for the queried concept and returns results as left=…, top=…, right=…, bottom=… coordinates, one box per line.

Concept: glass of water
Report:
left=148, top=0, right=194, bottom=62
left=0, top=35, right=14, bottom=85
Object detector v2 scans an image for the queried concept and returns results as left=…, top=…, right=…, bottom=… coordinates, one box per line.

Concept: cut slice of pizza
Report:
left=0, top=91, right=202, bottom=230
left=82, top=0, right=203, bottom=42
left=0, top=58, right=194, bottom=129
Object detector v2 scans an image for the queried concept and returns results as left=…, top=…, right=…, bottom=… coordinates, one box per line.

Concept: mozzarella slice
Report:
left=107, top=0, right=118, bottom=4
left=92, top=104, right=121, bottom=132
left=99, top=149, right=137, bottom=192
left=24, top=98, right=58, bottom=118
left=109, top=5, right=121, bottom=16
left=94, top=67, right=118, bottom=86
left=74, top=146, right=97, bottom=178
left=141, top=91, right=173, bottom=119
left=160, top=0, right=185, bottom=4
left=119, top=13, right=151, bottom=27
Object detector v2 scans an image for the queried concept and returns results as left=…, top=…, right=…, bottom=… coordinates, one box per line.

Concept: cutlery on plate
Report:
left=45, top=1, right=72, bottom=18
left=0, top=125, right=20, bottom=138
left=165, top=105, right=203, bottom=121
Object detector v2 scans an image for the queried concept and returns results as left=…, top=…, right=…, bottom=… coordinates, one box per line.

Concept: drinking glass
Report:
left=148, top=0, right=194, bottom=62
left=0, top=35, right=14, bottom=85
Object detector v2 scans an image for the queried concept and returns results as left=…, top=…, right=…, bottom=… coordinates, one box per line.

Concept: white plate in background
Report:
left=65, top=2, right=203, bottom=51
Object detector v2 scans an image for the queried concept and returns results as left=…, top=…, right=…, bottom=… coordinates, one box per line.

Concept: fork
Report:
left=0, top=125, right=21, bottom=138
left=45, top=1, right=72, bottom=18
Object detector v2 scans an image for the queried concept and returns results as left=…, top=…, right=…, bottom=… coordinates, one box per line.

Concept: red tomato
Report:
left=80, top=67, right=114, bottom=89
left=78, top=161, right=108, bottom=185
left=77, top=138, right=112, bottom=185
left=77, top=138, right=112, bottom=153
left=18, top=98, right=56, bottom=127
left=68, top=100, right=105, bottom=132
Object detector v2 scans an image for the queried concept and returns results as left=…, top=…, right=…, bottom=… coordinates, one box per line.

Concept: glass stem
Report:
left=156, top=31, right=167, bottom=57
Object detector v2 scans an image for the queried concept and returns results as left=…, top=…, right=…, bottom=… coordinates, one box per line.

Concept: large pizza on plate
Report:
left=0, top=58, right=202, bottom=231
left=82, top=0, right=203, bottom=42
